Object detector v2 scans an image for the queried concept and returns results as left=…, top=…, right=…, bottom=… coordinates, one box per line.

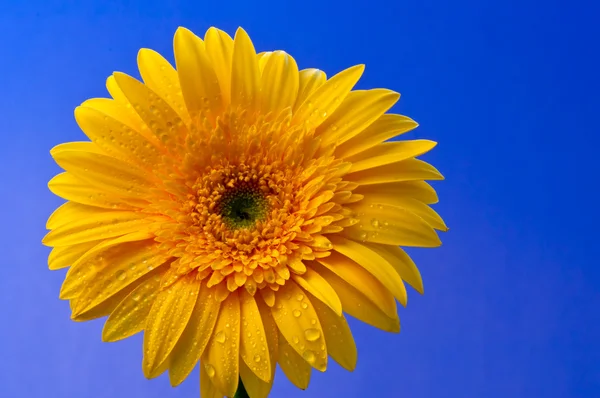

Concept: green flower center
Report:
left=218, top=185, right=268, bottom=230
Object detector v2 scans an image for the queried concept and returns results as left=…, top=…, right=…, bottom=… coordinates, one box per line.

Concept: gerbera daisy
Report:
left=44, top=26, right=447, bottom=398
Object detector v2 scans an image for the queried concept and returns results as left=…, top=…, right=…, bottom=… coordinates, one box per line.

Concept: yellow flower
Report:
left=44, top=26, right=447, bottom=397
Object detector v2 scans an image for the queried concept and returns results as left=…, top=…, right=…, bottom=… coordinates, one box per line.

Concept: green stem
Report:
left=233, top=378, right=250, bottom=398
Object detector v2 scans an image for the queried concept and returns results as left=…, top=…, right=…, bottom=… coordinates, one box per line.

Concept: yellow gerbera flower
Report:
left=44, top=26, right=447, bottom=397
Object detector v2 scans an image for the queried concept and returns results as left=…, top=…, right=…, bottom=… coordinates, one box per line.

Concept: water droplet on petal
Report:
left=304, top=328, right=321, bottom=342
left=371, top=219, right=380, bottom=228
left=205, top=364, right=216, bottom=378
left=253, top=354, right=261, bottom=363
left=293, top=309, right=302, bottom=318
left=115, top=270, right=126, bottom=281
left=215, top=331, right=226, bottom=344
left=302, top=350, right=316, bottom=364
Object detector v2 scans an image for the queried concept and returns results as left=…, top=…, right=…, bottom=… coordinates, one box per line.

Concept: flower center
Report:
left=217, top=183, right=268, bottom=230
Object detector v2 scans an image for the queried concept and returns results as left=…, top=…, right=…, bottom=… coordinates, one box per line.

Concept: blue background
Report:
left=1, top=0, right=599, bottom=397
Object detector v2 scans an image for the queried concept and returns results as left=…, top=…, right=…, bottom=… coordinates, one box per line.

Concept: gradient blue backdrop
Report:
left=1, top=0, right=599, bottom=397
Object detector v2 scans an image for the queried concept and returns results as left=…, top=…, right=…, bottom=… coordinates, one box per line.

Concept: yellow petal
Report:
left=48, top=240, right=100, bottom=270
left=200, top=361, right=224, bottom=398
left=318, top=89, right=400, bottom=147
left=240, top=298, right=278, bottom=398
left=74, top=104, right=164, bottom=171
left=173, top=27, right=223, bottom=119
left=231, top=28, right=260, bottom=111
left=169, top=285, right=221, bottom=387
left=204, top=27, right=234, bottom=106
left=259, top=288, right=276, bottom=307
left=362, top=243, right=424, bottom=294
left=203, top=291, right=241, bottom=397
left=342, top=202, right=441, bottom=247
left=347, top=140, right=438, bottom=173
left=51, top=148, right=157, bottom=200
left=102, top=267, right=165, bottom=342
left=310, top=294, right=357, bottom=371
left=70, top=262, right=166, bottom=322
left=359, top=196, right=447, bottom=231
left=257, top=297, right=279, bottom=367
left=113, top=72, right=186, bottom=156
left=270, top=281, right=327, bottom=372
left=291, top=268, right=342, bottom=316
left=353, top=180, right=439, bottom=205
left=328, top=236, right=407, bottom=306
left=240, top=360, right=273, bottom=398
left=59, top=232, right=156, bottom=298
left=292, top=64, right=364, bottom=128
left=311, top=262, right=399, bottom=332
left=293, top=68, right=326, bottom=112
left=50, top=141, right=104, bottom=155
left=105, top=75, right=162, bottom=147
left=258, top=51, right=272, bottom=73
left=260, top=51, right=299, bottom=114
left=347, top=158, right=444, bottom=185
left=106, top=75, right=139, bottom=113
left=315, top=253, right=397, bottom=318
left=335, top=114, right=418, bottom=158
left=137, top=48, right=190, bottom=124
left=43, top=210, right=152, bottom=247
left=142, top=274, right=200, bottom=377
left=70, top=285, right=130, bottom=322
left=48, top=173, right=148, bottom=210
left=239, top=289, right=271, bottom=382
left=70, top=240, right=170, bottom=316
left=278, top=332, right=311, bottom=389
left=46, top=201, right=106, bottom=230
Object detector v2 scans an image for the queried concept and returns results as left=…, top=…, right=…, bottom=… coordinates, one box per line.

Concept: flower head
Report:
left=44, top=26, right=447, bottom=397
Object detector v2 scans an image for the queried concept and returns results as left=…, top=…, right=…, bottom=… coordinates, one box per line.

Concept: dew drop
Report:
left=304, top=328, right=321, bottom=342
left=205, top=364, right=216, bottom=378
left=302, top=350, right=316, bottom=364
left=293, top=309, right=302, bottom=318
left=215, top=331, right=226, bottom=344
left=301, top=302, right=308, bottom=309
left=253, top=354, right=261, bottom=363
left=371, top=219, right=380, bottom=228
left=293, top=336, right=299, bottom=344
left=296, top=294, right=304, bottom=301
left=115, top=270, right=126, bottom=281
